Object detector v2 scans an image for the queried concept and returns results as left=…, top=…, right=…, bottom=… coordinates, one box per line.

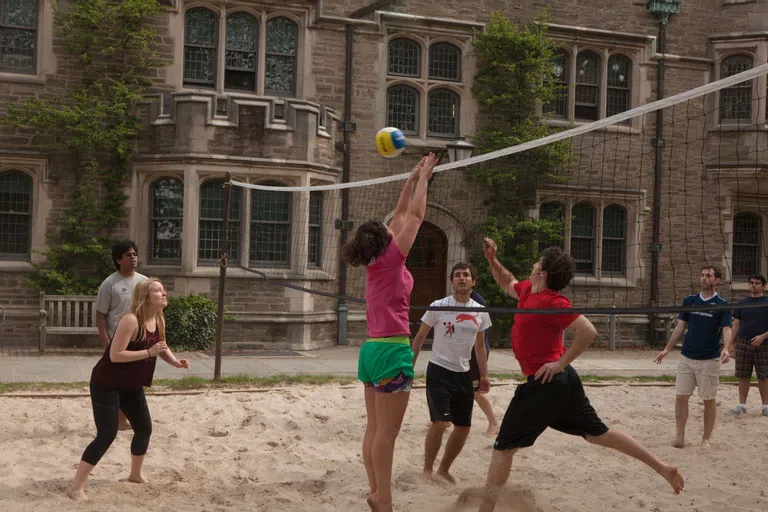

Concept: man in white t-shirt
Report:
left=94, top=240, right=148, bottom=430
left=412, top=262, right=491, bottom=485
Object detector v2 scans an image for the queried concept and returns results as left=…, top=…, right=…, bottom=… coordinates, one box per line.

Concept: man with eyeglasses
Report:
left=94, top=240, right=148, bottom=431
left=725, top=274, right=768, bottom=417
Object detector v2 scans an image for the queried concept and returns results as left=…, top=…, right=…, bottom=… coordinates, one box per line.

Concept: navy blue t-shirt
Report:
left=470, top=291, right=491, bottom=353
left=733, top=295, right=768, bottom=339
left=678, top=293, right=732, bottom=360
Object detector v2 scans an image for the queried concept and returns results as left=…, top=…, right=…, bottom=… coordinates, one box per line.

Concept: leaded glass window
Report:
left=538, top=201, right=564, bottom=252
left=575, top=51, right=600, bottom=121
left=198, top=180, right=242, bottom=264
left=543, top=51, right=568, bottom=118
left=571, top=202, right=596, bottom=273
left=0, top=170, right=31, bottom=258
left=265, top=17, right=297, bottom=96
left=607, top=55, right=631, bottom=118
left=720, top=55, right=753, bottom=122
left=250, top=182, right=291, bottom=265
left=150, top=178, right=184, bottom=262
left=225, top=12, right=258, bottom=91
left=428, top=43, right=460, bottom=81
left=184, top=8, right=218, bottom=87
left=427, top=89, right=459, bottom=137
left=0, top=0, right=37, bottom=73
left=308, top=191, right=322, bottom=267
left=601, top=204, right=626, bottom=275
left=388, top=38, right=420, bottom=77
left=733, top=212, right=761, bottom=278
left=387, top=85, right=419, bottom=135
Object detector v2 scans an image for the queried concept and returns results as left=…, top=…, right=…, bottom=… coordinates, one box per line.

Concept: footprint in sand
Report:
left=445, top=485, right=545, bottom=512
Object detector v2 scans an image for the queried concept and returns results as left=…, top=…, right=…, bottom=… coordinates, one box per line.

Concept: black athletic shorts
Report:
left=426, top=362, right=474, bottom=427
left=494, top=365, right=609, bottom=450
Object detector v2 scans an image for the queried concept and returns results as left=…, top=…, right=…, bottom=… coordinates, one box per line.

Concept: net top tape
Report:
left=229, top=63, right=768, bottom=193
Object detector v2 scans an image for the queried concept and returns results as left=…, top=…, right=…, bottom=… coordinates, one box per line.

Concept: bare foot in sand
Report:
left=659, top=465, right=685, bottom=494
left=128, top=473, right=147, bottom=484
left=672, top=436, right=685, bottom=448
left=485, top=424, right=500, bottom=437
left=67, top=487, right=87, bottom=501
left=700, top=439, right=712, bottom=449
left=435, top=470, right=457, bottom=485
left=421, top=470, right=434, bottom=484
left=366, top=494, right=377, bottom=511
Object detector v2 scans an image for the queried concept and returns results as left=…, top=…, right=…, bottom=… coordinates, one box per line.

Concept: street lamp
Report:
left=446, top=136, right=476, bottom=164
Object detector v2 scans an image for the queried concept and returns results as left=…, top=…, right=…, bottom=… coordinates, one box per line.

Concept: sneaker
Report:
left=729, top=405, right=747, bottom=416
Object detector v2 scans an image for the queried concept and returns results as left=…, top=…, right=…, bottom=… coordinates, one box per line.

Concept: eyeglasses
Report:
left=123, top=253, right=138, bottom=258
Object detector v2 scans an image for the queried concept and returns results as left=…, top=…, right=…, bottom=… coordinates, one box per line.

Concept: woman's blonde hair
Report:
left=131, top=278, right=167, bottom=341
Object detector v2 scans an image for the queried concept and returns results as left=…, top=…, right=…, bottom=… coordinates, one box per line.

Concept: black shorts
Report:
left=426, top=362, right=474, bottom=427
left=494, top=365, right=609, bottom=451
left=468, top=344, right=490, bottom=390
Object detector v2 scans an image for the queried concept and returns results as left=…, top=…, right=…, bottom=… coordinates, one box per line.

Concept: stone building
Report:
left=1, top=0, right=767, bottom=349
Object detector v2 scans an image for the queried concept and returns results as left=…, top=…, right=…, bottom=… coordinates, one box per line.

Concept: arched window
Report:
left=538, top=201, right=565, bottom=251
left=388, top=38, right=420, bottom=77
left=198, top=180, right=242, bottom=264
left=225, top=12, right=258, bottom=91
left=0, top=0, right=37, bottom=72
left=601, top=204, right=626, bottom=275
left=150, top=178, right=184, bottom=262
left=733, top=212, right=761, bottom=278
left=428, top=43, right=461, bottom=81
left=265, top=17, right=298, bottom=96
left=0, top=171, right=32, bottom=258
left=387, top=85, right=419, bottom=135
left=543, top=51, right=568, bottom=118
left=575, top=51, right=600, bottom=121
left=720, top=55, right=753, bottom=122
left=427, top=88, right=460, bottom=137
left=308, top=191, right=323, bottom=267
left=607, top=54, right=632, bottom=117
left=184, top=8, right=219, bottom=87
left=571, top=202, right=596, bottom=273
left=250, top=182, right=291, bottom=265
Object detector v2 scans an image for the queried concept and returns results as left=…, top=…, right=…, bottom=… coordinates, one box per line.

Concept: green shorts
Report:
left=358, top=337, right=415, bottom=386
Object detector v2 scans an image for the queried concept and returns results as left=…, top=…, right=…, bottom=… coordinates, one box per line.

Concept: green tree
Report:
left=3, top=0, right=167, bottom=294
left=470, top=12, right=574, bottom=345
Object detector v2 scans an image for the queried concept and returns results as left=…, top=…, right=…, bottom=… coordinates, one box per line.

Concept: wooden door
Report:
left=406, top=221, right=447, bottom=338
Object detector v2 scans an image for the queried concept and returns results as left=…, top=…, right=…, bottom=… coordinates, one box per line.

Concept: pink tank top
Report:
left=365, top=240, right=413, bottom=338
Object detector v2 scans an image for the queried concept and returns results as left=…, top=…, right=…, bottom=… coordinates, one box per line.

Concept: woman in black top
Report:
left=68, top=278, right=189, bottom=500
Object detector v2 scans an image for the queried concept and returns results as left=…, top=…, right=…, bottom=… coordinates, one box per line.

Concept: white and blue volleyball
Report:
left=375, top=127, right=407, bottom=158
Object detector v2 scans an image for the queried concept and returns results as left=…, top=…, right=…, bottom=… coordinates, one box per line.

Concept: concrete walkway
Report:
left=0, top=346, right=734, bottom=383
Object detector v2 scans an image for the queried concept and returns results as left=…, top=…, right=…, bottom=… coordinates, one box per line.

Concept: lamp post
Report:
left=446, top=136, right=476, bottom=164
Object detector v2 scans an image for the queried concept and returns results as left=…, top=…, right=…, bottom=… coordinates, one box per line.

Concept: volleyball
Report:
left=375, top=127, right=407, bottom=158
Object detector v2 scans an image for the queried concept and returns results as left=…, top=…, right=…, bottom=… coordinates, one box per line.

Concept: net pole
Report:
left=650, top=19, right=667, bottom=312
left=213, top=172, right=232, bottom=381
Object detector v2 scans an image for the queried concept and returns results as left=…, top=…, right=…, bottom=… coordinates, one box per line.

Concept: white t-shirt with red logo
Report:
left=421, top=296, right=492, bottom=373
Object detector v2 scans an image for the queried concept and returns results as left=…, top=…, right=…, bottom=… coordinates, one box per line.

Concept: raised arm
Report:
left=483, top=238, right=518, bottom=298
left=388, top=158, right=423, bottom=237
left=394, top=153, right=438, bottom=256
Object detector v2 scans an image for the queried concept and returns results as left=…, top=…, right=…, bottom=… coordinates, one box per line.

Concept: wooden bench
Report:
left=39, top=292, right=99, bottom=354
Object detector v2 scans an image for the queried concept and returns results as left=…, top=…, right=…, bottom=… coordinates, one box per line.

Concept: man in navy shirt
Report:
left=724, top=274, right=768, bottom=417
left=655, top=266, right=732, bottom=448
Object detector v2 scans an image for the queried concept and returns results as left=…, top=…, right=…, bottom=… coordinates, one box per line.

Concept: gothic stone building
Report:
left=1, top=0, right=767, bottom=349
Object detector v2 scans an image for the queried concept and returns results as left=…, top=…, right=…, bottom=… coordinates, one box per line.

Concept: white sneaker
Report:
left=729, top=405, right=747, bottom=416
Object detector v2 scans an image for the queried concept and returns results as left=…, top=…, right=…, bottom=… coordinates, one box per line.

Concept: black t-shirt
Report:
left=733, top=295, right=768, bottom=339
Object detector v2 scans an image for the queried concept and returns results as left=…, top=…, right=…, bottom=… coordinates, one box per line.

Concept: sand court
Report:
left=0, top=383, right=766, bottom=511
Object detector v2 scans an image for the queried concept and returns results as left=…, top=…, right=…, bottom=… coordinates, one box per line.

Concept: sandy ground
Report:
left=0, top=383, right=766, bottom=511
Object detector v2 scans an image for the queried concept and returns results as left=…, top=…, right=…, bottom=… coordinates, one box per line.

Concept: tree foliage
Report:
left=3, top=0, right=166, bottom=294
left=469, top=12, right=574, bottom=344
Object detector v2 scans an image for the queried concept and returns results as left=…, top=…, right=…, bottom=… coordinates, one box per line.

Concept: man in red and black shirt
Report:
left=465, top=240, right=684, bottom=510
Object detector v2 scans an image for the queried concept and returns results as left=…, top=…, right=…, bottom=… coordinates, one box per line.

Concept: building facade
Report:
left=1, top=0, right=767, bottom=349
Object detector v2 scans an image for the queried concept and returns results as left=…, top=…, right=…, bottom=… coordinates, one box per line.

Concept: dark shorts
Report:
left=468, top=344, right=490, bottom=391
left=426, top=362, right=474, bottom=427
left=734, top=335, right=768, bottom=379
left=494, top=365, right=609, bottom=451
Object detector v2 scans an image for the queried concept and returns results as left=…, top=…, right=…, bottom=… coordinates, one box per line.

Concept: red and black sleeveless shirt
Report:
left=91, top=327, right=160, bottom=390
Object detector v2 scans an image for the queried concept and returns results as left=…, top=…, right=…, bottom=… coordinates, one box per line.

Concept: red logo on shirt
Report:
left=456, top=313, right=480, bottom=328
left=443, top=321, right=455, bottom=337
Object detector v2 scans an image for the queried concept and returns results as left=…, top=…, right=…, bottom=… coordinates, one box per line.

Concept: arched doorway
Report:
left=406, top=221, right=448, bottom=338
